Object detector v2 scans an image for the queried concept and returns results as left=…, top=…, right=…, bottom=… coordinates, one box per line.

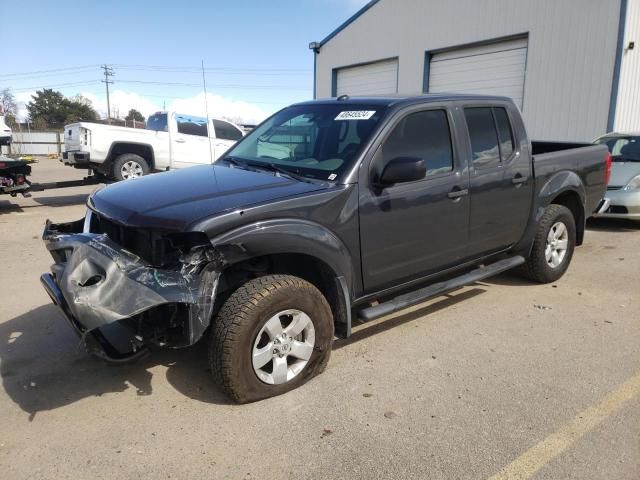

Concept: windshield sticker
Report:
left=335, top=111, right=376, bottom=121
left=328, top=173, right=337, bottom=181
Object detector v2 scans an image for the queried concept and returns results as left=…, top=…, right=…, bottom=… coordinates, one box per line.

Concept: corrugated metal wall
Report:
left=8, top=131, right=63, bottom=155
left=315, top=0, right=622, bottom=141
left=614, top=0, right=640, bottom=132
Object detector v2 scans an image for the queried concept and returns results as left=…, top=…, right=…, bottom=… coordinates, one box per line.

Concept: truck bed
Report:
left=531, top=141, right=609, bottom=215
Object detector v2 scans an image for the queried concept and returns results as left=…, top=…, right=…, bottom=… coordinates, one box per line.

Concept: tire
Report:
left=112, top=153, right=149, bottom=181
left=518, top=204, right=576, bottom=283
left=209, top=275, right=334, bottom=403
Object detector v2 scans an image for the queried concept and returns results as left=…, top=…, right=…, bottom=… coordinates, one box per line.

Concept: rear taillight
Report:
left=605, top=151, right=612, bottom=185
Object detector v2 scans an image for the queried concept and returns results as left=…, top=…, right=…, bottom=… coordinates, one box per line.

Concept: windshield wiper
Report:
left=222, top=156, right=252, bottom=170
left=250, top=162, right=321, bottom=184
left=222, top=157, right=323, bottom=184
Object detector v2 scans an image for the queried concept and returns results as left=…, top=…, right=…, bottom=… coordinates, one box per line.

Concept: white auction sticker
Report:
left=334, top=110, right=376, bottom=120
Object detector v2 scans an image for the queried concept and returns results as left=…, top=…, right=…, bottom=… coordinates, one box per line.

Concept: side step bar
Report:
left=357, top=256, right=525, bottom=321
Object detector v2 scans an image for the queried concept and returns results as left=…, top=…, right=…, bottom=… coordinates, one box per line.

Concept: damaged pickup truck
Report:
left=41, top=94, right=610, bottom=403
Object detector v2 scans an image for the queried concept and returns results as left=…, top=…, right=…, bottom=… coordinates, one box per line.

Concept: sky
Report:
left=0, top=0, right=370, bottom=124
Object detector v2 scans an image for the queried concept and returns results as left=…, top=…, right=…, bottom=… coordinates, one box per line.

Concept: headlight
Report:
left=624, top=174, right=640, bottom=191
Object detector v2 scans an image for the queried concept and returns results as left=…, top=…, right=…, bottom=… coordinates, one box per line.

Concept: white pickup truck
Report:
left=61, top=112, right=244, bottom=180
left=0, top=114, right=12, bottom=148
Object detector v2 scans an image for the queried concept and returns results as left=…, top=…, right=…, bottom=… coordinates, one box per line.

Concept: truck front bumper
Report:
left=41, top=218, right=222, bottom=361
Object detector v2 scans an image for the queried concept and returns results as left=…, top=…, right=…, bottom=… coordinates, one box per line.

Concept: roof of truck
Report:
left=294, top=93, right=515, bottom=107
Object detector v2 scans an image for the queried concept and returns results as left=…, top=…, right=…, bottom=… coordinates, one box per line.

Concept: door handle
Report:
left=512, top=174, right=528, bottom=185
left=175, top=138, right=186, bottom=143
left=447, top=188, right=469, bottom=199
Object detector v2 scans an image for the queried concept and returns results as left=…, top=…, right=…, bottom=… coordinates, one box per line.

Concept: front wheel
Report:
left=209, top=275, right=334, bottom=403
left=518, top=204, right=576, bottom=283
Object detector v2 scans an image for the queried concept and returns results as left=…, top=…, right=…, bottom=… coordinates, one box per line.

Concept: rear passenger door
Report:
left=463, top=105, right=532, bottom=257
left=359, top=106, right=470, bottom=292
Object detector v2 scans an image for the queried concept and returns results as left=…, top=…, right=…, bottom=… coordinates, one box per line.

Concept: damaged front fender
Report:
left=41, top=219, right=223, bottom=359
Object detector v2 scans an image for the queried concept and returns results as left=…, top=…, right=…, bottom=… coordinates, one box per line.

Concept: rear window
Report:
left=213, top=119, right=243, bottom=141
left=464, top=107, right=500, bottom=168
left=464, top=106, right=515, bottom=168
left=146, top=113, right=168, bottom=132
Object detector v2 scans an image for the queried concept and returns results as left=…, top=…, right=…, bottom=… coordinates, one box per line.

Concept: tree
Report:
left=0, top=88, right=17, bottom=116
left=26, top=89, right=98, bottom=129
left=125, top=108, right=145, bottom=123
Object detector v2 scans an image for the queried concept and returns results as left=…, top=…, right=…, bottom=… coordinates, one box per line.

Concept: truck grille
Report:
left=89, top=213, right=178, bottom=267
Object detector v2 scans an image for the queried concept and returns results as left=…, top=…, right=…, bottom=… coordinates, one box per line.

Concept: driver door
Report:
left=359, top=107, right=470, bottom=293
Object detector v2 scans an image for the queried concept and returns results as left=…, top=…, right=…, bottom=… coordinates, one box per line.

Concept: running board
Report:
left=357, top=256, right=525, bottom=321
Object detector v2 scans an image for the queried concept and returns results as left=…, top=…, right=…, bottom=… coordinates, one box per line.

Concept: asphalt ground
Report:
left=1, top=158, right=638, bottom=479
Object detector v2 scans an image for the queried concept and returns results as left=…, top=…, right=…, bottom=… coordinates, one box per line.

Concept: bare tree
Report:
left=0, top=88, right=18, bottom=115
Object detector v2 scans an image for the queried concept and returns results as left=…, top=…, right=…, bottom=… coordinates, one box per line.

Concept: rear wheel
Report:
left=209, top=275, right=334, bottom=403
left=113, top=153, right=149, bottom=181
left=518, top=204, right=576, bottom=283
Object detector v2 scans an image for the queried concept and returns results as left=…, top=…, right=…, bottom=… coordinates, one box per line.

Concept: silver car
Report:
left=593, top=133, right=640, bottom=220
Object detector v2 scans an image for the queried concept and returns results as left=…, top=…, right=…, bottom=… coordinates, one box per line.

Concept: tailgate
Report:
left=64, top=124, right=85, bottom=151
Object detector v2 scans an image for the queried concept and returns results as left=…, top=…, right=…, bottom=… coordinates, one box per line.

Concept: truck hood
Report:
left=609, top=162, right=640, bottom=187
left=89, top=164, right=329, bottom=230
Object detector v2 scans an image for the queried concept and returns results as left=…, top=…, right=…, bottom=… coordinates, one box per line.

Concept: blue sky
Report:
left=0, top=0, right=369, bottom=123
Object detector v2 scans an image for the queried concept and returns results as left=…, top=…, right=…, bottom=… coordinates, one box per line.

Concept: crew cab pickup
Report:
left=41, top=94, right=609, bottom=403
left=61, top=112, right=244, bottom=180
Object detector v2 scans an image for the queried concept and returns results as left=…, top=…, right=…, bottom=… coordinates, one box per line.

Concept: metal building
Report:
left=311, top=0, right=639, bottom=141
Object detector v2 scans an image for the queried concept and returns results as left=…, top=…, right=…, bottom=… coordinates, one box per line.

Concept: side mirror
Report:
left=378, top=156, right=426, bottom=186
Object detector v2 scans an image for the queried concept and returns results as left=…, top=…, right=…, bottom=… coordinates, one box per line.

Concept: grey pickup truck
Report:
left=41, top=94, right=610, bottom=403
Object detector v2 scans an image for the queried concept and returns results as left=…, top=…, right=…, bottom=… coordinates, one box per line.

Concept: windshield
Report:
left=223, top=104, right=387, bottom=181
left=595, top=135, right=640, bottom=162
left=146, top=113, right=168, bottom=132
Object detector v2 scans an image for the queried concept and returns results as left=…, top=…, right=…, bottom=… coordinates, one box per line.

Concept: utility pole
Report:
left=101, top=64, right=114, bottom=124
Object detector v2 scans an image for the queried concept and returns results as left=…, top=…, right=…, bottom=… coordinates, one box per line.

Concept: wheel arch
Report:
left=207, top=219, right=356, bottom=337
left=537, top=170, right=586, bottom=246
left=107, top=142, right=155, bottom=170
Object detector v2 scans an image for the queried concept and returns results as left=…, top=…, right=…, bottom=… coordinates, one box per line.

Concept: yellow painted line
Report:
left=488, top=370, right=640, bottom=480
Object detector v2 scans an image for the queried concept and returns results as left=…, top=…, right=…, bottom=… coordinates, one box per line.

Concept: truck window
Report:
left=493, top=107, right=514, bottom=160
left=146, top=113, right=168, bottom=132
left=381, top=110, right=453, bottom=177
left=464, top=107, right=500, bottom=169
left=213, top=119, right=243, bottom=141
left=176, top=114, right=208, bottom=137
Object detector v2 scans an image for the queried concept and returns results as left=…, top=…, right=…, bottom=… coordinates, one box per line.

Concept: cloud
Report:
left=167, top=92, right=268, bottom=125
left=14, top=89, right=270, bottom=125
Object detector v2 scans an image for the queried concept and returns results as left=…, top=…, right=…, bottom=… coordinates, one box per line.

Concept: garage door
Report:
left=428, top=38, right=528, bottom=108
left=336, top=59, right=398, bottom=96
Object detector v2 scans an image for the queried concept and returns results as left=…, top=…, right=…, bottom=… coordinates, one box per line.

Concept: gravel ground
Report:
left=0, top=159, right=638, bottom=479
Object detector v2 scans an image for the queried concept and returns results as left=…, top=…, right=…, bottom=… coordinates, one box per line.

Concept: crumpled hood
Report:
left=609, top=162, right=640, bottom=188
left=89, top=164, right=328, bottom=231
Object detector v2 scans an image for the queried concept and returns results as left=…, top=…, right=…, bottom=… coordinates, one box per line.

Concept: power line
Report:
left=113, top=63, right=311, bottom=73
left=0, top=65, right=101, bottom=79
left=117, top=79, right=309, bottom=90
left=11, top=80, right=101, bottom=92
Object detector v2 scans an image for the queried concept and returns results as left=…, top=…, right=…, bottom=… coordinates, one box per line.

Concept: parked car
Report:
left=61, top=112, right=245, bottom=180
left=41, top=94, right=609, bottom=403
left=0, top=114, right=12, bottom=147
left=592, top=133, right=640, bottom=220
